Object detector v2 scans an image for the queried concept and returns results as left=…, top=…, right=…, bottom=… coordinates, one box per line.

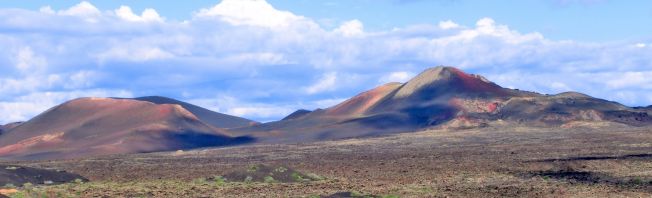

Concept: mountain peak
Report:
left=393, top=66, right=502, bottom=99
left=281, top=109, right=313, bottom=121
left=553, top=92, right=592, bottom=99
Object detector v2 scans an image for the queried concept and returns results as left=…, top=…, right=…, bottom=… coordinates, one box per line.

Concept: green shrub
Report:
left=263, top=176, right=276, bottom=183
left=213, top=176, right=226, bottom=186
left=291, top=172, right=303, bottom=182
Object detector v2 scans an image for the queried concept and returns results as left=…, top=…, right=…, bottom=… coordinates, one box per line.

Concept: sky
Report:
left=0, top=0, right=651, bottom=123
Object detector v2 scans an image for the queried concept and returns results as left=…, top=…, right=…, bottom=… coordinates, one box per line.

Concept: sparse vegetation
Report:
left=263, top=176, right=276, bottom=183
left=291, top=172, right=304, bottom=182
left=4, top=127, right=652, bottom=197
left=213, top=176, right=226, bottom=186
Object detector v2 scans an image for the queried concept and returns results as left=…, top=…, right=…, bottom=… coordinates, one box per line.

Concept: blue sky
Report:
left=0, top=0, right=651, bottom=123
left=3, top=0, right=651, bottom=41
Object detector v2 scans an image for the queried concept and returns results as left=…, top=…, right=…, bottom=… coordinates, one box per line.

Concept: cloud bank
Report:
left=0, top=0, right=650, bottom=123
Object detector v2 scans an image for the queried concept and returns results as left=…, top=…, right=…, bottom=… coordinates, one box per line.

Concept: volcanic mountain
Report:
left=0, top=97, right=254, bottom=160
left=2, top=66, right=650, bottom=160
left=232, top=66, right=651, bottom=142
left=132, top=96, right=258, bottom=128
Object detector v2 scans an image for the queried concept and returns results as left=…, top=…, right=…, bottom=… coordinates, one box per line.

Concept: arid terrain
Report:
left=2, top=125, right=650, bottom=197
left=0, top=66, right=650, bottom=197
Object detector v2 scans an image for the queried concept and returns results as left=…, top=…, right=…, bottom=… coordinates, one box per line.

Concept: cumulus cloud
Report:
left=57, top=1, right=100, bottom=17
left=49, top=1, right=101, bottom=22
left=335, top=20, right=365, bottom=37
left=0, top=0, right=651, bottom=123
left=194, top=0, right=316, bottom=28
left=114, top=6, right=163, bottom=23
left=438, top=20, right=460, bottom=29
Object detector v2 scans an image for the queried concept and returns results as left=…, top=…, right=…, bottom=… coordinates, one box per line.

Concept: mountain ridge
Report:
left=234, top=66, right=651, bottom=142
left=132, top=96, right=258, bottom=129
left=1, top=66, right=650, bottom=160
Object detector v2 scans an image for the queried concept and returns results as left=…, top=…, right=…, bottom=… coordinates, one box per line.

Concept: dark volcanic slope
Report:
left=0, top=98, right=253, bottom=160
left=233, top=66, right=651, bottom=143
left=0, top=164, right=87, bottom=187
left=133, top=96, right=257, bottom=129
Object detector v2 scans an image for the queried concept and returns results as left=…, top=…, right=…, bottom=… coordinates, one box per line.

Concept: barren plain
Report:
left=3, top=125, right=651, bottom=197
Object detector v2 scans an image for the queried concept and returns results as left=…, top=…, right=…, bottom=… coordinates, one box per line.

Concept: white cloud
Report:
left=114, top=6, right=164, bottom=23
left=550, top=82, right=572, bottom=92
left=305, top=72, right=338, bottom=94
left=635, top=43, right=647, bottom=48
left=57, top=1, right=101, bottom=22
left=14, top=47, right=47, bottom=73
left=335, top=20, right=364, bottom=37
left=606, top=71, right=652, bottom=89
left=39, top=6, right=55, bottom=14
left=194, top=0, right=315, bottom=28
left=438, top=20, right=460, bottom=29
left=96, top=47, right=174, bottom=62
left=221, top=52, right=289, bottom=65
left=65, top=71, right=98, bottom=89
left=380, top=71, right=414, bottom=83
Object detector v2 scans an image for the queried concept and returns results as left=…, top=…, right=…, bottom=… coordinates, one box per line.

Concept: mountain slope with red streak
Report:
left=233, top=66, right=651, bottom=143
left=0, top=98, right=253, bottom=160
left=324, top=82, right=403, bottom=117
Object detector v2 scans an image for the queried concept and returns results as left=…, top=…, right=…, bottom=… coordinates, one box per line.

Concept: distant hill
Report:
left=0, top=98, right=253, bottom=160
left=0, top=122, right=22, bottom=135
left=233, top=66, right=651, bottom=143
left=133, top=96, right=258, bottom=129
left=281, top=109, right=313, bottom=121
